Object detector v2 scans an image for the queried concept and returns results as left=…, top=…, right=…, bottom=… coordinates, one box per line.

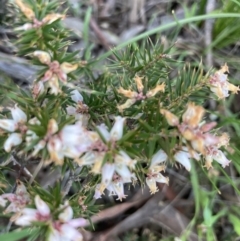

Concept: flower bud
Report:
left=160, top=109, right=179, bottom=126
left=146, top=83, right=165, bottom=97
left=33, top=51, right=51, bottom=64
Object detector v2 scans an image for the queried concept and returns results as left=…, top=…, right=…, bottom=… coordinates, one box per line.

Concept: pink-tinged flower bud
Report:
left=200, top=122, right=217, bottom=132
left=182, top=102, right=205, bottom=128
left=174, top=150, right=191, bottom=171
left=134, top=75, right=144, bottom=92
left=117, top=87, right=138, bottom=99
left=33, top=51, right=51, bottom=64
left=57, top=70, right=67, bottom=83
left=42, top=13, right=65, bottom=25
left=146, top=83, right=165, bottom=98
left=110, top=116, right=126, bottom=141
left=150, top=149, right=168, bottom=168
left=160, top=109, right=179, bottom=126
left=60, top=62, right=78, bottom=74
left=117, top=99, right=136, bottom=112
left=4, top=133, right=22, bottom=152
left=35, top=195, right=50, bottom=217
left=42, top=70, right=53, bottom=82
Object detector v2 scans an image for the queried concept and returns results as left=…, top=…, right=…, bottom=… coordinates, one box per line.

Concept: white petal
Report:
left=93, top=184, right=102, bottom=199
left=61, top=124, right=83, bottom=145
left=47, top=136, right=64, bottom=165
left=15, top=208, right=38, bottom=226
left=96, top=124, right=110, bottom=141
left=112, top=181, right=127, bottom=201
left=4, top=133, right=22, bottom=152
left=35, top=195, right=50, bottom=216
left=10, top=106, right=27, bottom=123
left=60, top=224, right=83, bottom=241
left=110, top=116, right=125, bottom=140
left=212, top=150, right=230, bottom=168
left=68, top=218, right=88, bottom=228
left=59, top=205, right=73, bottom=222
left=33, top=51, right=51, bottom=64
left=155, top=173, right=169, bottom=185
left=66, top=106, right=77, bottom=115
left=115, top=164, right=132, bottom=182
left=115, top=150, right=136, bottom=168
left=150, top=149, right=168, bottom=167
left=0, top=196, right=7, bottom=207
left=70, top=90, right=83, bottom=103
left=146, top=177, right=158, bottom=194
left=75, top=151, right=96, bottom=166
left=0, top=119, right=16, bottom=132
left=174, top=151, right=191, bottom=171
left=101, top=163, right=115, bottom=187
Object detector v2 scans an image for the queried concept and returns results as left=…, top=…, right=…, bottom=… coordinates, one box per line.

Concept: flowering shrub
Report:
left=0, top=0, right=239, bottom=240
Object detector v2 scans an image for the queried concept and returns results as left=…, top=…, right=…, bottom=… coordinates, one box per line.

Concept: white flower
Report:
left=97, top=116, right=126, bottom=142
left=0, top=105, right=27, bottom=152
left=150, top=149, right=168, bottom=168
left=4, top=133, right=22, bottom=153
left=49, top=202, right=87, bottom=241
left=173, top=150, right=192, bottom=171
left=146, top=172, right=169, bottom=194
left=205, top=147, right=230, bottom=169
left=15, top=196, right=87, bottom=241
left=0, top=180, right=30, bottom=215
left=15, top=195, right=50, bottom=226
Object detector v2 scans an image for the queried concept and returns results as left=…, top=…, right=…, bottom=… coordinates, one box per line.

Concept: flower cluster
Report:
left=117, top=75, right=165, bottom=111
left=208, top=63, right=239, bottom=99
left=15, top=195, right=87, bottom=241
left=161, top=102, right=230, bottom=170
left=33, top=51, right=78, bottom=95
left=0, top=180, right=30, bottom=221
left=15, top=0, right=65, bottom=31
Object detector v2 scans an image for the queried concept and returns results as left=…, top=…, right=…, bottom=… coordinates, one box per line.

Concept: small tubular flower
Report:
left=0, top=180, right=30, bottom=218
left=209, top=63, right=240, bottom=99
left=0, top=105, right=27, bottom=152
left=33, top=51, right=78, bottom=95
